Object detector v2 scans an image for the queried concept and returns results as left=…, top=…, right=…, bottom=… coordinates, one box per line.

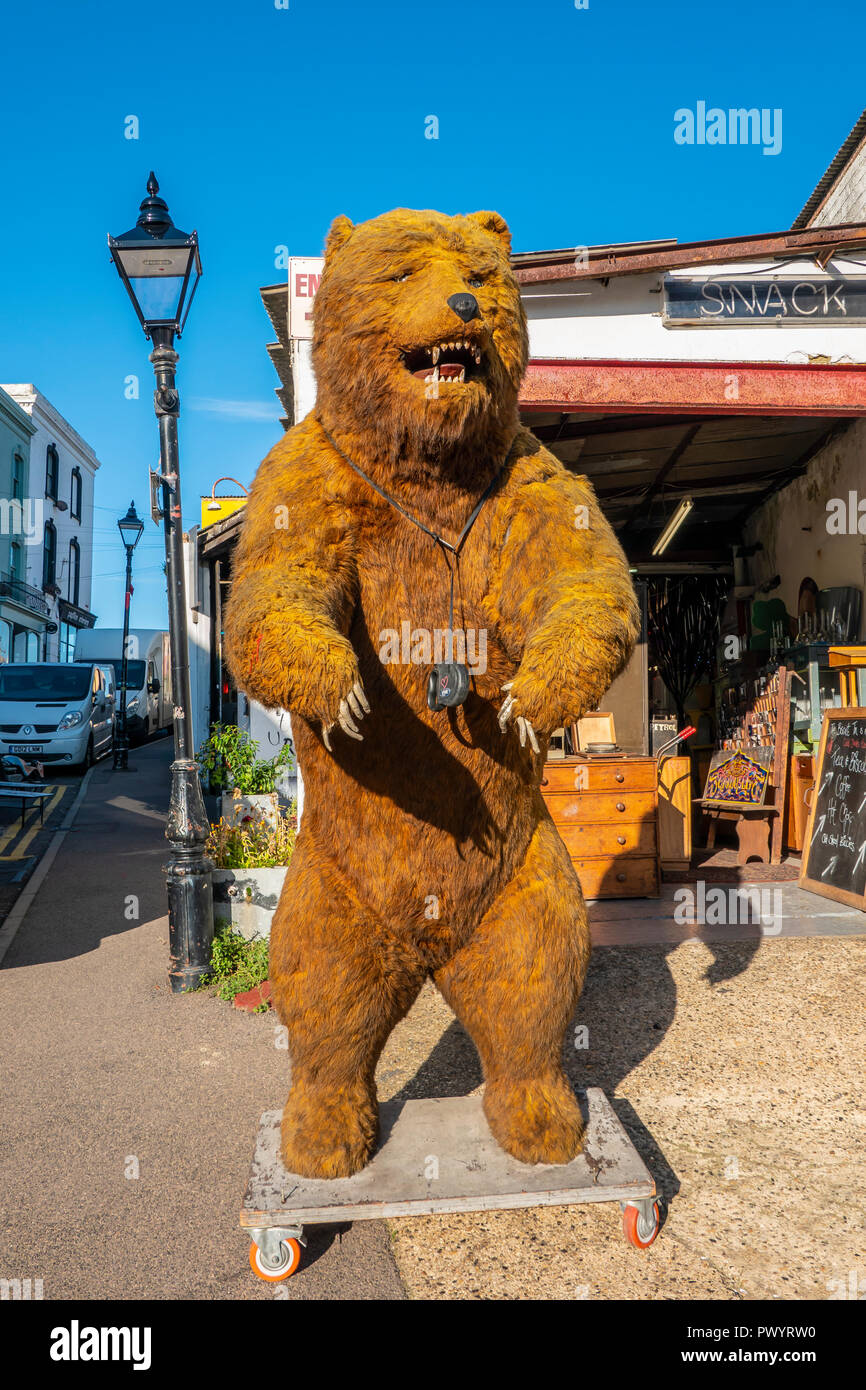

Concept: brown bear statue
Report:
left=224, top=208, right=639, bottom=1178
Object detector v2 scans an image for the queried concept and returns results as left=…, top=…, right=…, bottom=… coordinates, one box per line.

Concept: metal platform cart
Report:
left=242, top=1088, right=661, bottom=1281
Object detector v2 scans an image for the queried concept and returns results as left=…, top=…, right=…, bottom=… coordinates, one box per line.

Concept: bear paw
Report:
left=483, top=1075, right=585, bottom=1166
left=280, top=1083, right=378, bottom=1179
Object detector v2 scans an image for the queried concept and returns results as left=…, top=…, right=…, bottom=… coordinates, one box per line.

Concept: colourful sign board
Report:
left=702, top=748, right=772, bottom=806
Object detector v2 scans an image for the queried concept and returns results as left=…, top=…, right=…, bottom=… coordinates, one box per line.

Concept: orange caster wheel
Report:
left=249, top=1236, right=302, bottom=1281
left=622, top=1199, right=660, bottom=1249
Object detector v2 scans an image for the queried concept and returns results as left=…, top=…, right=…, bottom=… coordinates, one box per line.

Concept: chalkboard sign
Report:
left=800, top=709, right=866, bottom=912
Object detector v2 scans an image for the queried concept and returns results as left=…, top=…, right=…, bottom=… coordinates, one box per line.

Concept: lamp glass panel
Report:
left=118, top=519, right=144, bottom=547
left=128, top=275, right=185, bottom=324
left=115, top=244, right=193, bottom=324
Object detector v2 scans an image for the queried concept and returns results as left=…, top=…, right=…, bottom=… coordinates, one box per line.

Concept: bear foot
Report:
left=483, top=1074, right=585, bottom=1166
left=280, top=1082, right=378, bottom=1179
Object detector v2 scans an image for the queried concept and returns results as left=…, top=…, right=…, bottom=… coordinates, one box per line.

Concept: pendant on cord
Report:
left=426, top=660, right=471, bottom=711
left=318, top=428, right=514, bottom=719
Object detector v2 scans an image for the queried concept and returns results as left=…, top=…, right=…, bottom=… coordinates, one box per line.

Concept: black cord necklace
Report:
left=321, top=425, right=515, bottom=709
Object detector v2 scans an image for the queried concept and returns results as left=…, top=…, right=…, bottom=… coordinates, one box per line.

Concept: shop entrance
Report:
left=520, top=358, right=866, bottom=897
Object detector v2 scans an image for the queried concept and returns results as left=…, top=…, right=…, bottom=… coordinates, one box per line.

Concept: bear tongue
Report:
left=412, top=362, right=463, bottom=380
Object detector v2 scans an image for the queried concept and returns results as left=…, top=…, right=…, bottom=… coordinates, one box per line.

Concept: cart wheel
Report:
left=249, top=1237, right=302, bottom=1281
left=622, top=1200, right=660, bottom=1249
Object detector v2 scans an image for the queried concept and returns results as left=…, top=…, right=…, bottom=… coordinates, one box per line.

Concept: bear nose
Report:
left=447, top=292, right=480, bottom=323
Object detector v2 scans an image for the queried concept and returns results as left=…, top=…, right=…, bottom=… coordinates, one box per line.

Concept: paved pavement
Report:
left=587, top=880, right=866, bottom=945
left=0, top=767, right=87, bottom=927
left=0, top=739, right=405, bottom=1301
left=2, top=739, right=863, bottom=1301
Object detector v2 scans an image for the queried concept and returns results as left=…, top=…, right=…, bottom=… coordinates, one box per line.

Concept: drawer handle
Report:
left=616, top=801, right=626, bottom=812
left=616, top=872, right=627, bottom=882
left=615, top=772, right=625, bottom=783
left=617, top=835, right=626, bottom=845
left=540, top=777, right=549, bottom=787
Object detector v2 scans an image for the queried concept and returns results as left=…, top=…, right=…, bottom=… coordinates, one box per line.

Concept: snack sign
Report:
left=663, top=275, right=866, bottom=325
left=288, top=257, right=325, bottom=340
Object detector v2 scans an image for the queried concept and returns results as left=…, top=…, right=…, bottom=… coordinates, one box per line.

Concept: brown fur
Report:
left=224, top=208, right=639, bottom=1176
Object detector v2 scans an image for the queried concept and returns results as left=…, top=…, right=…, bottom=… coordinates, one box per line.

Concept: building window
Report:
left=71, top=467, right=82, bottom=520
left=0, top=619, right=10, bottom=664
left=10, top=541, right=22, bottom=582
left=45, top=444, right=59, bottom=501
left=11, top=449, right=24, bottom=501
left=68, top=538, right=80, bottom=605
left=11, top=625, right=39, bottom=662
left=42, top=520, right=57, bottom=589
left=59, top=621, right=76, bottom=662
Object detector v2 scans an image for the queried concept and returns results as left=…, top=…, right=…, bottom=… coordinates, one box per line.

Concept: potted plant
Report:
left=196, top=723, right=295, bottom=829
left=208, top=806, right=297, bottom=941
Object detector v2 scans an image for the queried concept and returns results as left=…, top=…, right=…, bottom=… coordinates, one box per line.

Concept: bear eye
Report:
left=467, top=275, right=484, bottom=288
left=393, top=270, right=411, bottom=282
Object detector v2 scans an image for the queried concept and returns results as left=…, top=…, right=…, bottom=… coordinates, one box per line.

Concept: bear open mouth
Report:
left=403, top=340, right=485, bottom=386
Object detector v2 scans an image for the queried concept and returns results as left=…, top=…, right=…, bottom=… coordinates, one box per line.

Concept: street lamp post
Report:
left=108, top=173, right=213, bottom=993
left=113, top=500, right=144, bottom=770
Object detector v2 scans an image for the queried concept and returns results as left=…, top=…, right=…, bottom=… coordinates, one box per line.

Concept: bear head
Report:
left=312, top=208, right=528, bottom=469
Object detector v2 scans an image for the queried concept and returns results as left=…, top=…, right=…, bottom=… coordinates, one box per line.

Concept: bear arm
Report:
left=490, top=468, right=640, bottom=731
left=223, top=453, right=361, bottom=727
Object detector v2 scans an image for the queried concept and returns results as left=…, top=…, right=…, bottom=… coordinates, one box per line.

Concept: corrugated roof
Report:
left=261, top=283, right=290, bottom=350
left=792, top=108, right=866, bottom=229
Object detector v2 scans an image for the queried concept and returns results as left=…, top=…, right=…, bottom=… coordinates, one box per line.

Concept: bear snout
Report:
left=447, top=292, right=480, bottom=323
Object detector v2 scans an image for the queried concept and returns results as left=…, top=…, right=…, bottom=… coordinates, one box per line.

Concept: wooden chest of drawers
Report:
left=540, top=756, right=660, bottom=899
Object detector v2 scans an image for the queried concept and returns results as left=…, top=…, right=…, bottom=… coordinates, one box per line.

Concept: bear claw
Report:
left=498, top=683, right=540, bottom=753
left=323, top=680, right=370, bottom=751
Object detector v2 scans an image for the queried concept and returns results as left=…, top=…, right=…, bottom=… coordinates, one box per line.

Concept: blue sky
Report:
left=0, top=0, right=863, bottom=629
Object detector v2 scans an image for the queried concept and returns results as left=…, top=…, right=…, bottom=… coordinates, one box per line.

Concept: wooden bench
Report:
left=0, top=785, right=53, bottom=831
left=694, top=798, right=780, bottom=866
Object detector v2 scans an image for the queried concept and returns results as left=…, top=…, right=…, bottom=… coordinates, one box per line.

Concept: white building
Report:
left=0, top=384, right=100, bottom=661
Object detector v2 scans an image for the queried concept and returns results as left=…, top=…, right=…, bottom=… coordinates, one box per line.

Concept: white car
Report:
left=0, top=662, right=116, bottom=771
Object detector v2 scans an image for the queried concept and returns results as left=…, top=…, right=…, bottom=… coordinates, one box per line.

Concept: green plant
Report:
left=206, top=805, right=297, bottom=868
left=199, top=925, right=269, bottom=1002
left=196, top=722, right=295, bottom=795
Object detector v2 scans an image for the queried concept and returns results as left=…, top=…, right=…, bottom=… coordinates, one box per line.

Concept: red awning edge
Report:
left=520, top=358, right=866, bottom=417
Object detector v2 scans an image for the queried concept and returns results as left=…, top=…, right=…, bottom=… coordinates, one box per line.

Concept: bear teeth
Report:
left=432, top=345, right=440, bottom=365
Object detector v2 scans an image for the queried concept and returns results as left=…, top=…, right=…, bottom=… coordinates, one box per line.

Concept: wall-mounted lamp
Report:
left=207, top=477, right=250, bottom=511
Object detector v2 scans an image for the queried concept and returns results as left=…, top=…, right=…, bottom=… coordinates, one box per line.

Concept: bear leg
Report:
left=433, top=818, right=591, bottom=1165
left=269, top=844, right=427, bottom=1179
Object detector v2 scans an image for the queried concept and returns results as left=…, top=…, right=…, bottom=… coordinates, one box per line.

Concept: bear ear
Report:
left=468, top=210, right=512, bottom=253
left=324, top=214, right=355, bottom=260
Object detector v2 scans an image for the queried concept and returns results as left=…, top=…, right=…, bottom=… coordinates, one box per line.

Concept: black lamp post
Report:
left=108, top=173, right=213, bottom=993
left=113, top=500, right=144, bottom=771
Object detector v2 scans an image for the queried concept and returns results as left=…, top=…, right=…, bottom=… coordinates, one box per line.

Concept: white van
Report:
left=74, top=628, right=172, bottom=742
left=0, top=662, right=116, bottom=769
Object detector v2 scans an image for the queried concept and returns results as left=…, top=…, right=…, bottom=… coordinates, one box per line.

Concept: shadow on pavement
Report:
left=1, top=739, right=176, bottom=970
